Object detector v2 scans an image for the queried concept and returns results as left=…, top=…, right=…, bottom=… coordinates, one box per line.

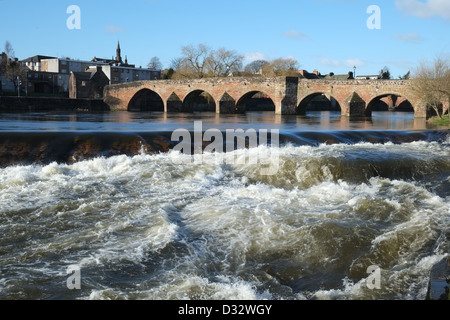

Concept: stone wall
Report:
left=0, top=96, right=110, bottom=112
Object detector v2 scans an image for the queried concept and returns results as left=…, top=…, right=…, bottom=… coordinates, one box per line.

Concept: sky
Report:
left=0, top=0, right=449, bottom=78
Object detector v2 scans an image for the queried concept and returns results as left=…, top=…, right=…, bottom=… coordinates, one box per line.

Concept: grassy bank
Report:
left=428, top=115, right=450, bottom=128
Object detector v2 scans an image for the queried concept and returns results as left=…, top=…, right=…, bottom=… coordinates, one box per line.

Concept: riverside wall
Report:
left=0, top=96, right=110, bottom=112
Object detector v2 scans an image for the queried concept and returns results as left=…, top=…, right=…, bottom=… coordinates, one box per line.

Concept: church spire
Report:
left=116, top=41, right=122, bottom=63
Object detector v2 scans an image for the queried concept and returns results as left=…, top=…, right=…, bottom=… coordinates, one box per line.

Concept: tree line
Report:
left=151, top=44, right=300, bottom=80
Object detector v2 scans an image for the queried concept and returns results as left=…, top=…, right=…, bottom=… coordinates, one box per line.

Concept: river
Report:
left=0, top=110, right=448, bottom=300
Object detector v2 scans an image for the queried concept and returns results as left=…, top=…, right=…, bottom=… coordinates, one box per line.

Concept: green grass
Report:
left=428, top=115, right=450, bottom=128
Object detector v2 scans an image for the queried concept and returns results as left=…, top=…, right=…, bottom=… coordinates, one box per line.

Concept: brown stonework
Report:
left=103, top=77, right=424, bottom=118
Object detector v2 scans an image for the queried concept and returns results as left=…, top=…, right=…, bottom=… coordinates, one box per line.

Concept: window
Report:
left=81, top=81, right=86, bottom=86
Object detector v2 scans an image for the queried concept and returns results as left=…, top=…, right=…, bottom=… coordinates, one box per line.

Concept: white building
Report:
left=355, top=75, right=380, bottom=80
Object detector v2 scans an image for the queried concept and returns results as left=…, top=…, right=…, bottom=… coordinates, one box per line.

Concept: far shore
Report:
left=428, top=116, right=450, bottom=129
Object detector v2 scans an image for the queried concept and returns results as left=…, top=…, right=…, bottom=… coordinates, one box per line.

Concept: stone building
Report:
left=91, top=42, right=161, bottom=84
left=69, top=66, right=110, bottom=99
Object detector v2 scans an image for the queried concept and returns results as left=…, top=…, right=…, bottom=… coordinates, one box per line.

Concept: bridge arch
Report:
left=236, top=91, right=276, bottom=113
left=219, top=92, right=236, bottom=113
left=297, top=92, right=341, bottom=115
left=128, top=88, right=164, bottom=112
left=183, top=90, right=216, bottom=112
left=167, top=92, right=183, bottom=112
left=367, top=93, right=414, bottom=114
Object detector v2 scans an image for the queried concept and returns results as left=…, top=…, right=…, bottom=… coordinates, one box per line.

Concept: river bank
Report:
left=428, top=116, right=450, bottom=129
left=0, top=96, right=110, bottom=112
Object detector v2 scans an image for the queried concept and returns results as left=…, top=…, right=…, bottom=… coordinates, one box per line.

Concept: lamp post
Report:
left=353, top=66, right=356, bottom=79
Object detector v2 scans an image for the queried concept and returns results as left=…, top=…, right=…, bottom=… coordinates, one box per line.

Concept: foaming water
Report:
left=0, top=136, right=448, bottom=300
left=0, top=110, right=448, bottom=300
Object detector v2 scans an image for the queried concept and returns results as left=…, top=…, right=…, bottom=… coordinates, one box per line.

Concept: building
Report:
left=20, top=42, right=162, bottom=96
left=25, top=70, right=61, bottom=95
left=69, top=66, right=110, bottom=99
left=355, top=75, right=381, bottom=80
left=323, top=72, right=355, bottom=80
left=22, top=55, right=57, bottom=71
left=91, top=41, right=135, bottom=68
left=100, top=64, right=161, bottom=84
left=91, top=42, right=161, bottom=84
left=297, top=69, right=322, bottom=79
left=21, top=56, right=100, bottom=95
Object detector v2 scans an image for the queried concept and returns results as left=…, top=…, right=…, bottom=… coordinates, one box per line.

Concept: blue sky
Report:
left=0, top=0, right=449, bottom=78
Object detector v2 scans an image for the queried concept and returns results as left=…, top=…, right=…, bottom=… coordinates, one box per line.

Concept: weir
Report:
left=0, top=130, right=445, bottom=167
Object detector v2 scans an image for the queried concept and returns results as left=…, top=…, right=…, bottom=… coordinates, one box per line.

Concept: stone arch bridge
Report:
left=103, top=77, right=428, bottom=118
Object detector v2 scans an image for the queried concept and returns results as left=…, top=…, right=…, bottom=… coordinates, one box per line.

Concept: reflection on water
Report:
left=0, top=111, right=430, bottom=132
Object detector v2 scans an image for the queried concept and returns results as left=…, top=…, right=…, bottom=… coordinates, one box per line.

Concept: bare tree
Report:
left=399, top=71, right=410, bottom=80
left=170, top=57, right=184, bottom=71
left=147, top=56, right=163, bottom=70
left=2, top=41, right=27, bottom=94
left=0, top=52, right=7, bottom=77
left=4, top=41, right=15, bottom=60
left=244, top=60, right=269, bottom=75
left=0, top=41, right=14, bottom=77
left=181, top=44, right=211, bottom=78
left=261, top=58, right=299, bottom=77
left=169, top=57, right=193, bottom=79
left=409, top=56, right=450, bottom=119
left=379, top=66, right=391, bottom=79
left=206, top=47, right=243, bottom=77
left=171, top=45, right=300, bottom=79
left=171, top=44, right=243, bottom=79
